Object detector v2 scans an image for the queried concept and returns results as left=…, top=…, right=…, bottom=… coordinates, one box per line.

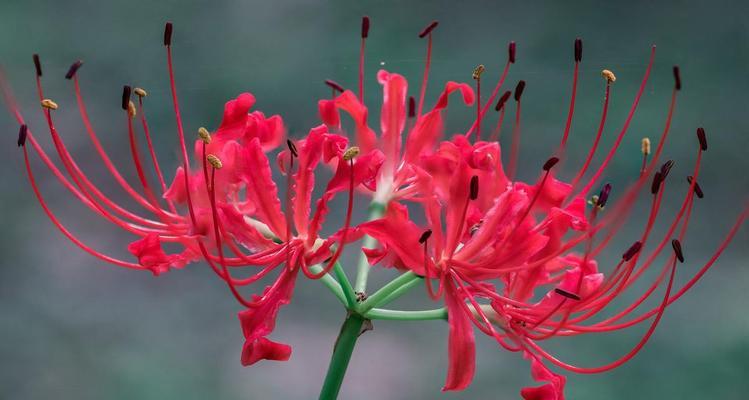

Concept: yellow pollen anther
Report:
left=641, top=137, right=651, bottom=155
left=601, top=69, right=616, bottom=83
left=41, top=99, right=58, bottom=110
left=342, top=146, right=360, bottom=161
left=206, top=154, right=222, bottom=169
left=198, top=127, right=212, bottom=144
left=472, top=64, right=486, bottom=80
left=134, top=87, right=148, bottom=97
left=128, top=101, right=137, bottom=117
left=588, top=195, right=600, bottom=207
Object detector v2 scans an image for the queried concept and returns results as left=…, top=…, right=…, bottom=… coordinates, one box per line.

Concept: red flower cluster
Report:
left=4, top=19, right=747, bottom=399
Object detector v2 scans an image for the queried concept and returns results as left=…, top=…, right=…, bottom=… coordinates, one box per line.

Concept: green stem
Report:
left=365, top=307, right=447, bottom=321
left=358, top=271, right=420, bottom=312
left=308, top=264, right=347, bottom=305
left=318, top=313, right=367, bottom=400
left=375, top=275, right=423, bottom=307
left=353, top=202, right=386, bottom=293
left=332, top=262, right=357, bottom=308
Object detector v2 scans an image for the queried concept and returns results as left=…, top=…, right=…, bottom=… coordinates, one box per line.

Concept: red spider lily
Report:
left=4, top=17, right=748, bottom=400
left=356, top=32, right=748, bottom=398
left=3, top=22, right=383, bottom=367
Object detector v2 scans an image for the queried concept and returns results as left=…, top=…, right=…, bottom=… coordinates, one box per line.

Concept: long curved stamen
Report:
left=489, top=90, right=511, bottom=142
left=359, top=16, right=370, bottom=103
left=206, top=161, right=254, bottom=307
left=22, top=143, right=145, bottom=270
left=574, top=47, right=658, bottom=199
left=472, top=65, right=485, bottom=139
left=69, top=73, right=181, bottom=220
left=135, top=87, right=177, bottom=213
left=558, top=38, right=582, bottom=152
left=164, top=22, right=199, bottom=231
left=416, top=20, right=438, bottom=118
left=523, top=252, right=678, bottom=374
left=307, top=150, right=358, bottom=279
left=569, top=78, right=612, bottom=187
left=41, top=100, right=185, bottom=235
left=465, top=41, right=515, bottom=139
left=507, top=80, right=525, bottom=180
left=123, top=86, right=164, bottom=213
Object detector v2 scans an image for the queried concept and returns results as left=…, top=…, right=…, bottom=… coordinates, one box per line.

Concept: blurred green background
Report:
left=1, top=0, right=748, bottom=399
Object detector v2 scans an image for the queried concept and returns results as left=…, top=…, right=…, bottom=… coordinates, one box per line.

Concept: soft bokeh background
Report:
left=1, top=0, right=748, bottom=399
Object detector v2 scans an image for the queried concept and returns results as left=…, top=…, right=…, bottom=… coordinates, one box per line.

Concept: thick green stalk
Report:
left=318, top=313, right=367, bottom=400
left=353, top=202, right=386, bottom=293
left=365, top=307, right=447, bottom=321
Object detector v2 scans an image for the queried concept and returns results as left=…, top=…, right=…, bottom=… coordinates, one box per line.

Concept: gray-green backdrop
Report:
left=1, top=0, right=747, bottom=399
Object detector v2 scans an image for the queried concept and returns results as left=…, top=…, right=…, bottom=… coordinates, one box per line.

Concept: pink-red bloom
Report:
left=4, top=19, right=748, bottom=400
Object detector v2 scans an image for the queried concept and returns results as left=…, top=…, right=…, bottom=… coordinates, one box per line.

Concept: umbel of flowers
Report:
left=3, top=17, right=747, bottom=400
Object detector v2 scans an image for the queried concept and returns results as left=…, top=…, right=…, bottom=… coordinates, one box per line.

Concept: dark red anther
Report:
left=121, top=85, right=131, bottom=110
left=574, top=38, right=582, bottom=62
left=418, top=229, right=433, bottom=244
left=469, top=175, right=479, bottom=200
left=64, top=60, right=83, bottom=80
left=622, top=241, right=643, bottom=261
left=418, top=20, right=439, bottom=38
left=554, top=288, right=581, bottom=301
left=408, top=96, right=416, bottom=118
left=324, top=79, right=344, bottom=93
left=32, top=54, right=42, bottom=77
left=543, top=157, right=559, bottom=171
left=673, top=66, right=681, bottom=91
left=696, top=127, right=707, bottom=151
left=164, top=22, right=173, bottom=46
left=651, top=171, right=664, bottom=194
left=659, top=160, right=675, bottom=179
left=17, top=124, right=28, bottom=147
left=671, top=239, right=684, bottom=263
left=687, top=176, right=704, bottom=199
left=597, top=183, right=612, bottom=207
left=508, top=41, right=517, bottom=63
left=514, top=80, right=526, bottom=101
left=361, top=16, right=370, bottom=38
left=495, top=90, right=512, bottom=111
left=286, top=139, right=298, bottom=158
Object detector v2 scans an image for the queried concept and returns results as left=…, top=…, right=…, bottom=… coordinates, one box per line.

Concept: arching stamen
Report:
left=308, top=147, right=359, bottom=279
left=22, top=144, right=145, bottom=270
left=416, top=20, right=438, bottom=118
left=67, top=73, right=180, bottom=220
left=359, top=16, right=370, bottom=103
left=135, top=87, right=177, bottom=213
left=572, top=46, right=657, bottom=200
left=569, top=74, right=613, bottom=187
left=164, top=21, right=200, bottom=230
left=472, top=64, right=485, bottom=139
left=205, top=155, right=254, bottom=307
left=508, top=80, right=525, bottom=180
left=559, top=38, right=582, bottom=151
left=464, top=42, right=515, bottom=139
left=489, top=90, right=511, bottom=142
